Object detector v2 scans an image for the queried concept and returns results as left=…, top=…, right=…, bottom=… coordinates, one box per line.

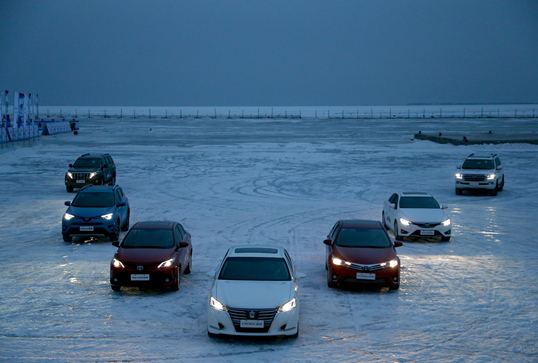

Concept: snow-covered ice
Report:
left=0, top=115, right=537, bottom=362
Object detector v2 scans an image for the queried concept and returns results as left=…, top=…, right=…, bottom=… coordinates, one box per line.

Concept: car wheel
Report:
left=111, top=285, right=121, bottom=291
left=110, top=220, right=120, bottom=241
left=382, top=211, right=389, bottom=229
left=289, top=324, right=299, bottom=339
left=455, top=187, right=462, bottom=195
left=491, top=184, right=498, bottom=196
left=121, top=211, right=130, bottom=231
left=66, top=186, right=73, bottom=193
left=389, top=284, right=400, bottom=290
left=441, top=236, right=451, bottom=241
left=207, top=330, right=218, bottom=338
left=171, top=266, right=181, bottom=291
left=394, top=221, right=402, bottom=241
left=111, top=175, right=116, bottom=186
left=327, top=269, right=337, bottom=288
left=498, top=176, right=504, bottom=191
left=62, top=234, right=71, bottom=242
left=184, top=253, right=192, bottom=274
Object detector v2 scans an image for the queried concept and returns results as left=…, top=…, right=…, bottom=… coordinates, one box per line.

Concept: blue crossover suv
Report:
left=62, top=185, right=130, bottom=242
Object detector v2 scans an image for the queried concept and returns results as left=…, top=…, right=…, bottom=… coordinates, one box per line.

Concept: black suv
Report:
left=65, top=153, right=116, bottom=192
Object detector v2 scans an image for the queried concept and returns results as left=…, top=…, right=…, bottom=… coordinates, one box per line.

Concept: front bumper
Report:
left=62, top=220, right=116, bottom=239
left=110, top=265, right=178, bottom=288
left=328, top=261, right=400, bottom=288
left=455, top=180, right=496, bottom=190
left=397, top=222, right=451, bottom=239
left=207, top=304, right=299, bottom=337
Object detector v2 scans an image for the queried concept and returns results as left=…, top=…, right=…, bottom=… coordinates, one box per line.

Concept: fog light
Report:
left=218, top=323, right=224, bottom=329
left=114, top=278, right=118, bottom=282
left=332, top=274, right=338, bottom=280
left=165, top=278, right=170, bottom=282
left=281, top=324, right=287, bottom=330
left=392, top=276, right=398, bottom=282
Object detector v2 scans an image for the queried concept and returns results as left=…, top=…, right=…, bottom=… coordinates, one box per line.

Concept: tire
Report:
left=289, top=324, right=299, bottom=339
left=62, top=234, right=71, bottom=242
left=389, top=284, right=400, bottom=290
left=184, top=253, right=192, bottom=274
left=327, top=269, right=337, bottom=288
left=490, top=185, right=498, bottom=196
left=121, top=211, right=130, bottom=231
left=382, top=211, right=389, bottom=229
left=171, top=266, right=181, bottom=291
left=394, top=221, right=402, bottom=241
left=498, top=176, right=504, bottom=191
left=111, top=285, right=121, bottom=291
left=441, top=236, right=451, bottom=242
left=207, top=330, right=218, bottom=338
left=455, top=187, right=462, bottom=195
left=110, top=220, right=120, bottom=241
left=66, top=186, right=73, bottom=193
left=110, top=175, right=116, bottom=186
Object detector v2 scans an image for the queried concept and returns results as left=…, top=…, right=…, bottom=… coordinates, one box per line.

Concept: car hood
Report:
left=213, top=280, right=293, bottom=309
left=399, top=208, right=448, bottom=223
left=461, top=168, right=494, bottom=174
left=116, top=248, right=175, bottom=265
left=68, top=205, right=116, bottom=218
left=334, top=246, right=396, bottom=265
left=68, top=167, right=101, bottom=173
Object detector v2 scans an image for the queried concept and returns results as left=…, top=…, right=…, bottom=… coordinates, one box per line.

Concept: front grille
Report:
left=73, top=172, right=91, bottom=180
left=413, top=222, right=440, bottom=228
left=113, top=271, right=169, bottom=285
left=463, top=174, right=486, bottom=182
left=347, top=262, right=383, bottom=272
left=227, top=307, right=278, bottom=333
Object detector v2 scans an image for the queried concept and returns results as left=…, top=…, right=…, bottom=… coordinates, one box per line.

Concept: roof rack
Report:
left=81, top=153, right=90, bottom=157
left=467, top=153, right=475, bottom=157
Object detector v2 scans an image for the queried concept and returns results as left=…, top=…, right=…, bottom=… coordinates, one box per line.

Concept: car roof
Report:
left=78, top=153, right=110, bottom=159
left=339, top=220, right=383, bottom=229
left=466, top=153, right=497, bottom=159
left=131, top=221, right=176, bottom=229
left=79, top=185, right=115, bottom=193
left=226, top=245, right=285, bottom=258
left=398, top=191, right=432, bottom=197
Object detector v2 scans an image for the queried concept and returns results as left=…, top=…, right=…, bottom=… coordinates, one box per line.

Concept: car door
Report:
left=114, top=188, right=126, bottom=224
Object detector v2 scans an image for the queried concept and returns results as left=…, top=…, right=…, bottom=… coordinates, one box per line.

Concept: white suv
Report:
left=455, top=154, right=504, bottom=196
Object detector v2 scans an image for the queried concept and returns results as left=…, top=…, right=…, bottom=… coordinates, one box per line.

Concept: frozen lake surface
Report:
left=1, top=116, right=537, bottom=362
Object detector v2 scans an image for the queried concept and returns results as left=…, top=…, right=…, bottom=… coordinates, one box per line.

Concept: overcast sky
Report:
left=1, top=1, right=537, bottom=106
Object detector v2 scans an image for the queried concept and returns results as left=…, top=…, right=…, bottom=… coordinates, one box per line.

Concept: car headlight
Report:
left=112, top=258, right=125, bottom=268
left=278, top=298, right=297, bottom=313
left=66, top=171, right=73, bottom=179
left=64, top=213, right=75, bottom=220
left=101, top=213, right=114, bottom=220
left=210, top=296, right=228, bottom=312
left=441, top=218, right=451, bottom=226
left=332, top=257, right=351, bottom=266
left=380, top=259, right=399, bottom=268
left=158, top=258, right=175, bottom=268
left=455, top=173, right=463, bottom=179
left=89, top=172, right=98, bottom=179
left=487, top=173, right=496, bottom=180
left=399, top=218, right=411, bottom=226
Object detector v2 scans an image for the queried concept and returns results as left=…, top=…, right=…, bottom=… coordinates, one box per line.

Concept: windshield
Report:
left=462, top=159, right=494, bottom=170
left=122, top=229, right=174, bottom=248
left=399, top=196, right=440, bottom=209
left=336, top=228, right=391, bottom=248
left=219, top=257, right=291, bottom=281
left=74, top=158, right=102, bottom=168
left=72, top=192, right=115, bottom=207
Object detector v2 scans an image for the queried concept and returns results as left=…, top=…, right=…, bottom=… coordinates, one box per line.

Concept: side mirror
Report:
left=111, top=240, right=120, bottom=247
left=69, top=164, right=73, bottom=168
left=497, top=166, right=503, bottom=170
left=179, top=242, right=189, bottom=248
left=117, top=202, right=126, bottom=207
left=394, top=241, right=403, bottom=247
left=389, top=203, right=396, bottom=209
left=442, top=205, right=448, bottom=209
left=295, top=272, right=306, bottom=281
left=64, top=201, right=71, bottom=206
left=323, top=239, right=332, bottom=245
left=457, top=165, right=461, bottom=169
left=206, top=271, right=216, bottom=278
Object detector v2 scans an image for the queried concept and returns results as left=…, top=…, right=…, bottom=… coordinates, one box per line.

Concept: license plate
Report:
left=131, top=274, right=150, bottom=281
left=76, top=180, right=85, bottom=184
left=470, top=182, right=479, bottom=185
left=420, top=230, right=435, bottom=236
left=356, top=273, right=376, bottom=280
left=80, top=226, right=94, bottom=231
left=240, top=320, right=264, bottom=328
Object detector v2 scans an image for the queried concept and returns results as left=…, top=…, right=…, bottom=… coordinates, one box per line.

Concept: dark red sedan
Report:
left=110, top=221, right=193, bottom=292
left=324, top=220, right=402, bottom=290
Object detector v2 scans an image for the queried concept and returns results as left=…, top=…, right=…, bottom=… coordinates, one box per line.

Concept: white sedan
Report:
left=382, top=192, right=452, bottom=241
left=207, top=245, right=305, bottom=338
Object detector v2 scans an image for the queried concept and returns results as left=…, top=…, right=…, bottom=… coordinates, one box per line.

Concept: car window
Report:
left=495, top=157, right=501, bottom=166
left=116, top=188, right=124, bottom=199
left=399, top=196, right=440, bottom=209
left=74, top=158, right=102, bottom=168
left=394, top=195, right=399, bottom=209
left=389, top=193, right=397, bottom=204
left=335, top=228, right=391, bottom=248
left=115, top=190, right=122, bottom=203
left=329, top=222, right=339, bottom=239
left=122, top=229, right=174, bottom=248
left=175, top=225, right=184, bottom=241
left=284, top=249, right=293, bottom=272
left=462, top=159, right=494, bottom=169
left=72, top=192, right=114, bottom=207
left=219, top=257, right=291, bottom=281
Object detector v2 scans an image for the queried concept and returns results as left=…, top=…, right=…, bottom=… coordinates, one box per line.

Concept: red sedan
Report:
left=110, top=221, right=193, bottom=292
left=324, top=220, right=402, bottom=290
